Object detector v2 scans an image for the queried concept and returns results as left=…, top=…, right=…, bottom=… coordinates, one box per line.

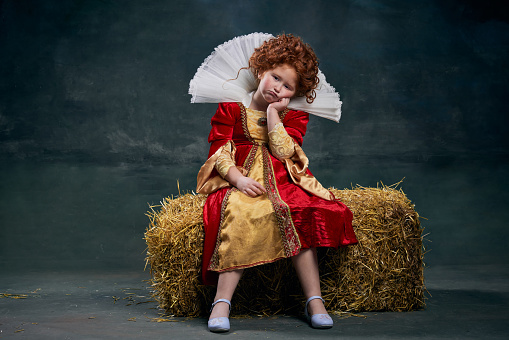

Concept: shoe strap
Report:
left=210, top=298, right=231, bottom=312
left=305, top=296, right=324, bottom=317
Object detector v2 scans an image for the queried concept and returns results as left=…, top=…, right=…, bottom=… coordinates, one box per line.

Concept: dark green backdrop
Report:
left=1, top=0, right=508, bottom=273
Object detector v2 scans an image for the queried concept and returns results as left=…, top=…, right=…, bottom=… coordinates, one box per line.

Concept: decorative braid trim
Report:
left=278, top=108, right=289, bottom=121
left=261, top=145, right=301, bottom=257
left=238, top=102, right=255, bottom=143
left=208, top=187, right=234, bottom=271
left=215, top=256, right=291, bottom=273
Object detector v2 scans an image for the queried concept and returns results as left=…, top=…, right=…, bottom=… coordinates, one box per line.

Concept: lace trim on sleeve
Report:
left=268, top=123, right=295, bottom=160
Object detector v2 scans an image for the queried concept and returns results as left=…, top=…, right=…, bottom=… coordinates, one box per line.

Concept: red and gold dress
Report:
left=196, top=102, right=357, bottom=285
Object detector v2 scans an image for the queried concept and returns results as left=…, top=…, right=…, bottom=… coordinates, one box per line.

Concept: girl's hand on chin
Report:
left=268, top=97, right=290, bottom=112
left=236, top=176, right=266, bottom=197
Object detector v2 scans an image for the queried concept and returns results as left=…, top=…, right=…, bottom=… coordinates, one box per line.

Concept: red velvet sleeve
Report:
left=283, top=110, right=310, bottom=146
left=207, top=103, right=238, bottom=158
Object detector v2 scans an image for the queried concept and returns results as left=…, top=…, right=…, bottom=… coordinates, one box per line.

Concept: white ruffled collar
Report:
left=189, top=32, right=343, bottom=122
left=241, top=92, right=253, bottom=108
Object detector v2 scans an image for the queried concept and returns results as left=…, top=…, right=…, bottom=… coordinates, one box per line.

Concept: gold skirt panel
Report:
left=209, top=146, right=287, bottom=271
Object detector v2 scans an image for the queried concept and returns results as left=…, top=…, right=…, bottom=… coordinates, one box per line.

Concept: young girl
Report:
left=190, top=33, right=357, bottom=332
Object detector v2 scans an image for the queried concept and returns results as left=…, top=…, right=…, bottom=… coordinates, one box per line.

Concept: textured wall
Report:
left=1, top=0, right=508, bottom=271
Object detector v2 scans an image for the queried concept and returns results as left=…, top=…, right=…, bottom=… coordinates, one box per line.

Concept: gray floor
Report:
left=1, top=265, right=508, bottom=339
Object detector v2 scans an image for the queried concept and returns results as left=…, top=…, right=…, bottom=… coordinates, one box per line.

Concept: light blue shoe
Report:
left=208, top=299, right=231, bottom=333
left=305, top=296, right=333, bottom=329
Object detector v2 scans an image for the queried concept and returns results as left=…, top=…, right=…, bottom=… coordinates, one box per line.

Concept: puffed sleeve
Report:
left=196, top=103, right=240, bottom=194
left=282, top=110, right=309, bottom=146
left=279, top=110, right=336, bottom=201
left=207, top=103, right=238, bottom=157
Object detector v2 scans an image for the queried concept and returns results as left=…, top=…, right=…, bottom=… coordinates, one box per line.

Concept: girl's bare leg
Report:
left=292, top=248, right=328, bottom=315
left=209, top=269, right=244, bottom=319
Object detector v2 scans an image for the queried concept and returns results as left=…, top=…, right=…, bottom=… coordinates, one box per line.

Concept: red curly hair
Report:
left=249, top=34, right=319, bottom=103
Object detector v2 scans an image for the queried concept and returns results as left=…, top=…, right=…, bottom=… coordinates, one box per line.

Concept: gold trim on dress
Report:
left=262, top=145, right=301, bottom=257
left=208, top=187, right=235, bottom=271
left=239, top=102, right=255, bottom=143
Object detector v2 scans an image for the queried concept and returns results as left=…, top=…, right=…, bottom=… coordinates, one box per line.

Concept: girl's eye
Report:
left=273, top=75, right=279, bottom=81
left=284, top=85, right=290, bottom=89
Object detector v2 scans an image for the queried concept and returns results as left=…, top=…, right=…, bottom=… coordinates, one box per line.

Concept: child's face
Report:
left=257, top=64, right=298, bottom=104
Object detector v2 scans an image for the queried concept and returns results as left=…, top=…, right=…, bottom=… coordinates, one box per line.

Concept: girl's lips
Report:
left=267, top=91, right=278, bottom=99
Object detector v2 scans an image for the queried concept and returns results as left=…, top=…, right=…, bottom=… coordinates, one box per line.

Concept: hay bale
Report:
left=326, top=185, right=426, bottom=312
left=144, top=184, right=425, bottom=316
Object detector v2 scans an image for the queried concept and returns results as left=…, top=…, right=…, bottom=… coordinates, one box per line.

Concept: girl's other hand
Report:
left=235, top=176, right=266, bottom=197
